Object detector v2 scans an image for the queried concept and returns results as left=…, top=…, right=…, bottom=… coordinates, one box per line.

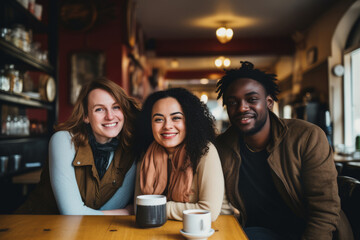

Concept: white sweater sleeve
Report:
left=50, top=131, right=136, bottom=215
left=49, top=131, right=104, bottom=215
left=166, top=143, right=225, bottom=221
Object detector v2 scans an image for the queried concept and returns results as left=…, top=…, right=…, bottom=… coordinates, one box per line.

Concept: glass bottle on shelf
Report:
left=13, top=70, right=23, bottom=94
left=5, top=65, right=15, bottom=93
left=21, top=29, right=31, bottom=53
left=0, top=28, right=12, bottom=42
left=11, top=25, right=25, bottom=50
left=13, top=115, right=20, bottom=135
left=0, top=68, right=11, bottom=92
left=5, top=65, right=23, bottom=94
left=23, top=115, right=30, bottom=136
left=5, top=115, right=12, bottom=135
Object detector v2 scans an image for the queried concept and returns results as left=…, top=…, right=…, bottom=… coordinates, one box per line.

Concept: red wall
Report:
left=57, top=1, right=128, bottom=123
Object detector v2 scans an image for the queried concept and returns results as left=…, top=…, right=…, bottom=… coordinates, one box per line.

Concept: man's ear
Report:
left=266, top=95, right=274, bottom=110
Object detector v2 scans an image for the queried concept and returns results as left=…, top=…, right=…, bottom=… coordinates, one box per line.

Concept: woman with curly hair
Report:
left=17, top=77, right=139, bottom=215
left=134, top=88, right=225, bottom=221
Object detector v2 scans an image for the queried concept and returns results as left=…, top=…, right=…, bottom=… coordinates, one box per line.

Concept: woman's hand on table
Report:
left=102, top=204, right=135, bottom=215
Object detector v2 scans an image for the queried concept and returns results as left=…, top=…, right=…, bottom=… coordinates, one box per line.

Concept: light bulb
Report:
left=226, top=28, right=233, bottom=39
left=170, top=59, right=179, bottom=68
left=223, top=58, right=231, bottom=67
left=200, top=94, right=208, bottom=104
left=216, top=27, right=226, bottom=37
left=215, top=57, right=223, bottom=67
left=216, top=26, right=233, bottom=44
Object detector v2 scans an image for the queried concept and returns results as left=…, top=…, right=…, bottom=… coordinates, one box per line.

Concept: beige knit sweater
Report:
left=134, top=142, right=226, bottom=221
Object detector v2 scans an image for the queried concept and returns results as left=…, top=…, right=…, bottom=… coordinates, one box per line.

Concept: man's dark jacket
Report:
left=216, top=111, right=353, bottom=240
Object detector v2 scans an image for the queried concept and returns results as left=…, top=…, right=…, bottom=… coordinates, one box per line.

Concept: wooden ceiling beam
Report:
left=151, top=37, right=295, bottom=57
left=165, top=69, right=224, bottom=80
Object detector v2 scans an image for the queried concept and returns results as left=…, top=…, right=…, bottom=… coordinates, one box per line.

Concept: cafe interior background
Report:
left=0, top=0, right=359, bottom=214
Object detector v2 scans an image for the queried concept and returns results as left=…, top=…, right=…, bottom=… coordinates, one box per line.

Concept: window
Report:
left=344, top=47, right=360, bottom=148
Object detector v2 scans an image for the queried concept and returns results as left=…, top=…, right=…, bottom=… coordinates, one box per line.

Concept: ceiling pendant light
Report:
left=216, top=27, right=233, bottom=44
left=215, top=56, right=231, bottom=68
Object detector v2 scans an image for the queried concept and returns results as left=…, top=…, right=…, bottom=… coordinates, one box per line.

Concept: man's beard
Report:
left=240, top=111, right=268, bottom=136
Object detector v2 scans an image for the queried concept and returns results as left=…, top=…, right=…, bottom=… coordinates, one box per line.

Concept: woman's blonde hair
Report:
left=55, top=77, right=139, bottom=149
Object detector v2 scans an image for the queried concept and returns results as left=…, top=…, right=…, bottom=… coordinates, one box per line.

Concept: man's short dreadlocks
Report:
left=216, top=61, right=280, bottom=102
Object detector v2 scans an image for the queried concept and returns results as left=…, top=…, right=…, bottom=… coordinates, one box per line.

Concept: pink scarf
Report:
left=140, top=142, right=193, bottom=202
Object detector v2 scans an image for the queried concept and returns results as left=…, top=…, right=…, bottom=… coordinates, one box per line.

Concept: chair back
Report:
left=338, top=176, right=360, bottom=240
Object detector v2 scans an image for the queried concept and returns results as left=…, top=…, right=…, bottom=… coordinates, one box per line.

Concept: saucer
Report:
left=180, top=228, right=215, bottom=240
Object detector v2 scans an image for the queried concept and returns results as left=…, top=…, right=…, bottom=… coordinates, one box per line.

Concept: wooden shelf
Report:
left=0, top=134, right=49, bottom=141
left=0, top=39, right=54, bottom=73
left=1, top=0, right=48, bottom=33
left=0, top=90, right=53, bottom=109
left=0, top=136, right=49, bottom=144
left=0, top=0, right=57, bottom=182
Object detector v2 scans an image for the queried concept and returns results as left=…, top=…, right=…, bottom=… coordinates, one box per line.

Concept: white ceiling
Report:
left=135, top=0, right=338, bottom=77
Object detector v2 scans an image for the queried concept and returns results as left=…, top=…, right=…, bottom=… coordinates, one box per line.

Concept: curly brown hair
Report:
left=134, top=88, right=216, bottom=172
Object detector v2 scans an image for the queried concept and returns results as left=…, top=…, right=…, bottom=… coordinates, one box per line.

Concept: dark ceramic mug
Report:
left=135, top=195, right=167, bottom=228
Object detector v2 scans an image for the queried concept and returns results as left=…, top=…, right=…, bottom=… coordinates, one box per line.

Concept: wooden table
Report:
left=0, top=215, right=248, bottom=240
left=334, top=153, right=360, bottom=163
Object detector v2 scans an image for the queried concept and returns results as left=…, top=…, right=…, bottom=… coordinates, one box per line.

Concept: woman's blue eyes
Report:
left=94, top=106, right=121, bottom=112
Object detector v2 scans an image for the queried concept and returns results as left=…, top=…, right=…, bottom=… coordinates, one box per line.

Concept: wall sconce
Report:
left=215, top=56, right=231, bottom=68
left=170, top=59, right=179, bottom=68
left=216, top=27, right=233, bottom=44
left=200, top=78, right=209, bottom=84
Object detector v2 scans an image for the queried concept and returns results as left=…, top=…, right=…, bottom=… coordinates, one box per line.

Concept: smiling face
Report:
left=224, top=78, right=273, bottom=136
left=84, top=88, right=124, bottom=144
left=151, top=97, right=186, bottom=155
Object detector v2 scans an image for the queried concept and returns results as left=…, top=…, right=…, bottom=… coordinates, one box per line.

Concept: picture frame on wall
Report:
left=70, top=51, right=105, bottom=105
left=128, top=60, right=145, bottom=101
left=126, top=0, right=137, bottom=48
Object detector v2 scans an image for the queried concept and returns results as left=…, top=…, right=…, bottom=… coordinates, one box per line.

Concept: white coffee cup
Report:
left=183, top=209, right=211, bottom=234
